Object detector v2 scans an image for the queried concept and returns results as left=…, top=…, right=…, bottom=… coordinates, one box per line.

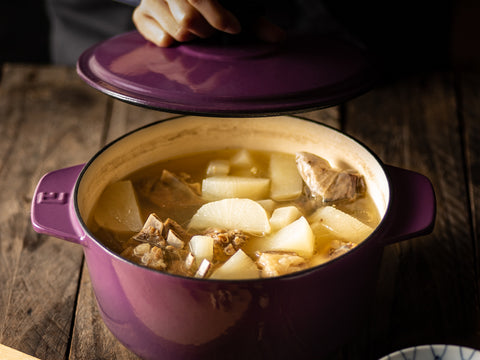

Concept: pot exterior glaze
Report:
left=31, top=116, right=435, bottom=359
left=83, top=230, right=383, bottom=359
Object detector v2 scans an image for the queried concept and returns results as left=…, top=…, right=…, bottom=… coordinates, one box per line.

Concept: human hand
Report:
left=133, top=0, right=285, bottom=47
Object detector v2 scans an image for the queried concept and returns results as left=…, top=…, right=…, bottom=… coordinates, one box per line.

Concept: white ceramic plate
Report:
left=380, top=345, right=480, bottom=360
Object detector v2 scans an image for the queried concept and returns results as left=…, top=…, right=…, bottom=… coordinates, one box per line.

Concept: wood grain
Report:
left=67, top=99, right=175, bottom=360
left=344, top=73, right=477, bottom=358
left=0, top=64, right=107, bottom=359
left=105, top=100, right=177, bottom=144
left=459, top=72, right=480, bottom=339
left=297, top=107, right=341, bottom=129
left=69, top=265, right=140, bottom=360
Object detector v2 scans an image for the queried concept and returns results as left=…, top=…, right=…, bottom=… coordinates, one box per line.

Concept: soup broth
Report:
left=88, top=148, right=380, bottom=279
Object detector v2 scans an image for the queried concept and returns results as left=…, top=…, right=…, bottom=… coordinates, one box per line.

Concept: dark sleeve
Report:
left=46, top=0, right=135, bottom=65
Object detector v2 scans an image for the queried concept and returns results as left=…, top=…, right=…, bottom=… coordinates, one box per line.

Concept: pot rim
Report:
left=73, top=115, right=393, bottom=283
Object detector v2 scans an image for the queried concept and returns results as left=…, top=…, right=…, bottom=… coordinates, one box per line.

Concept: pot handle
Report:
left=380, top=165, right=436, bottom=246
left=31, top=164, right=86, bottom=245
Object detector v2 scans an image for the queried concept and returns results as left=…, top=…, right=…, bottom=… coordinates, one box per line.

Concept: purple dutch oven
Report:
left=31, top=115, right=435, bottom=359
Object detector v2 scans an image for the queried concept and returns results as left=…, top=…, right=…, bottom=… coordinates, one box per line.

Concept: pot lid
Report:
left=77, top=30, right=377, bottom=116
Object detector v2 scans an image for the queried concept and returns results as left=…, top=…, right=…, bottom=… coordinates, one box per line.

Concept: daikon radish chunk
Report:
left=206, top=159, right=230, bottom=176
left=195, top=259, right=211, bottom=278
left=252, top=217, right=314, bottom=257
left=230, top=149, right=254, bottom=168
left=269, top=206, right=302, bottom=231
left=230, top=149, right=259, bottom=176
left=94, top=180, right=143, bottom=232
left=309, top=206, right=373, bottom=243
left=269, top=153, right=303, bottom=201
left=210, top=249, right=260, bottom=280
left=202, top=176, right=270, bottom=201
left=189, top=198, right=271, bottom=234
left=185, top=252, right=195, bottom=270
left=189, top=235, right=214, bottom=266
left=309, top=222, right=339, bottom=249
left=257, top=199, right=276, bottom=216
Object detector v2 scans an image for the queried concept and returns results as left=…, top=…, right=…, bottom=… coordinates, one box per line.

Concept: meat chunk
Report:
left=295, top=152, right=366, bottom=203
left=121, top=213, right=193, bottom=275
left=203, top=228, right=249, bottom=261
left=256, top=252, right=307, bottom=277
left=132, top=213, right=166, bottom=247
left=133, top=243, right=167, bottom=270
left=139, top=169, right=203, bottom=204
left=328, top=240, right=357, bottom=259
left=136, top=169, right=205, bottom=223
left=163, top=218, right=191, bottom=244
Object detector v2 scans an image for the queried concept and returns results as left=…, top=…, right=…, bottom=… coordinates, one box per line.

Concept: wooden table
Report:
left=0, top=63, right=479, bottom=359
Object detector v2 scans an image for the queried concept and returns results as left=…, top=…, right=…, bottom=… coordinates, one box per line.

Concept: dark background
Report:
left=0, top=1, right=50, bottom=64
left=0, top=0, right=479, bottom=72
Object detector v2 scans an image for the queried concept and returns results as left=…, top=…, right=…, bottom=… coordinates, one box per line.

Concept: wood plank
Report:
left=105, top=100, right=177, bottom=143
left=69, top=99, right=176, bottom=360
left=297, top=107, right=341, bottom=129
left=343, top=73, right=477, bottom=358
left=69, top=266, right=140, bottom=360
left=0, top=64, right=108, bottom=360
left=459, top=71, right=480, bottom=339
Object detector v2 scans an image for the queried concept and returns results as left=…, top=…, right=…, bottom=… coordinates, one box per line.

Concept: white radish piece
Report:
left=309, top=206, right=373, bottom=243
left=94, top=180, right=143, bottom=232
left=185, top=252, right=195, bottom=270
left=229, top=149, right=259, bottom=176
left=201, top=176, right=270, bottom=201
left=189, top=235, right=214, bottom=266
left=257, top=199, right=276, bottom=216
left=195, top=259, right=211, bottom=278
left=210, top=249, right=260, bottom=280
left=230, top=149, right=254, bottom=168
left=269, top=206, right=302, bottom=231
left=269, top=153, right=303, bottom=201
left=206, top=159, right=230, bottom=176
left=252, top=217, right=315, bottom=257
left=189, top=198, right=271, bottom=234
left=309, top=222, right=339, bottom=249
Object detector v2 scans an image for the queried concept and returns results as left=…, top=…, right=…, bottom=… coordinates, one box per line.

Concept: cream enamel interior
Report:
left=77, top=116, right=390, bottom=228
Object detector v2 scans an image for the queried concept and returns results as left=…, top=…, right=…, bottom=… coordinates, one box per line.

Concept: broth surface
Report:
left=89, top=149, right=380, bottom=279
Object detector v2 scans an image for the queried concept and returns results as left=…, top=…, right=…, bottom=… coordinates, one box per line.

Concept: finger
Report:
left=165, top=0, right=216, bottom=38
left=140, top=0, right=196, bottom=43
left=133, top=6, right=176, bottom=47
left=187, top=0, right=241, bottom=34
